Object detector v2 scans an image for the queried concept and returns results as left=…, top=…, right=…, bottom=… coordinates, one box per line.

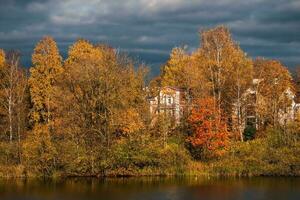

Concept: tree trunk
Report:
left=8, top=91, right=13, bottom=142
left=17, top=113, right=21, bottom=163
left=216, top=47, right=222, bottom=117
left=237, top=78, right=243, bottom=142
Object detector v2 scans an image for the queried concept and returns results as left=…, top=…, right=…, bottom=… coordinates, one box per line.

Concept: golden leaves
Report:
left=162, top=47, right=190, bottom=87
left=0, top=49, right=5, bottom=68
left=253, top=58, right=293, bottom=125
left=29, top=36, right=63, bottom=124
left=65, top=39, right=103, bottom=66
left=117, top=108, right=144, bottom=135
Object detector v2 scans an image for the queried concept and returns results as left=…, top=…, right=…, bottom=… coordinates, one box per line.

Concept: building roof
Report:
left=161, top=86, right=186, bottom=92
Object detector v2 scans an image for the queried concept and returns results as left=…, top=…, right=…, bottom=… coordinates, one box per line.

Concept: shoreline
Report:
left=1, top=165, right=299, bottom=179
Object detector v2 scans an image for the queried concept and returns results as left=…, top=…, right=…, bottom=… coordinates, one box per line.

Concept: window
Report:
left=168, top=96, right=172, bottom=104
left=246, top=117, right=256, bottom=127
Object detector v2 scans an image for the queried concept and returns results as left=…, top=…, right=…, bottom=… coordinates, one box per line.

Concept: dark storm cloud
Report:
left=0, top=0, right=299, bottom=73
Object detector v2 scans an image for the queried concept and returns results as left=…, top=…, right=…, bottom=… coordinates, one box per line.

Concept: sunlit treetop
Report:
left=0, top=49, right=5, bottom=68
left=161, top=47, right=190, bottom=87
left=65, top=39, right=103, bottom=65
left=32, top=36, right=62, bottom=72
left=29, top=36, right=63, bottom=124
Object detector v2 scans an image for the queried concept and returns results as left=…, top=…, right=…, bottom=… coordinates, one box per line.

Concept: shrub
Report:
left=0, top=142, right=19, bottom=165
left=106, top=135, right=191, bottom=176
left=22, top=125, right=57, bottom=177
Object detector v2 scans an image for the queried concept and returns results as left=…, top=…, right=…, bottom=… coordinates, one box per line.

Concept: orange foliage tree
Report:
left=188, top=97, right=229, bottom=159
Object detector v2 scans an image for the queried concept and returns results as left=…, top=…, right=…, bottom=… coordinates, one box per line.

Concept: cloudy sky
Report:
left=0, top=0, right=299, bottom=75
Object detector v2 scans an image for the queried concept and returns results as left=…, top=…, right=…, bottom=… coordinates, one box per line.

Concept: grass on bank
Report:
left=0, top=127, right=300, bottom=178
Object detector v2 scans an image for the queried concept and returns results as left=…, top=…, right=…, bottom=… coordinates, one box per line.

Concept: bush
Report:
left=205, top=140, right=266, bottom=176
left=157, top=143, right=190, bottom=174
left=204, top=128, right=300, bottom=176
left=0, top=142, right=19, bottom=165
left=106, top=135, right=191, bottom=176
left=0, top=165, right=25, bottom=178
left=57, top=140, right=91, bottom=176
left=266, top=125, right=300, bottom=148
left=22, top=125, right=57, bottom=177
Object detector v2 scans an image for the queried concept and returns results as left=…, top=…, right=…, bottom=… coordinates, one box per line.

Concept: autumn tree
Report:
left=162, top=47, right=190, bottom=87
left=0, top=49, right=4, bottom=67
left=161, top=47, right=209, bottom=100
left=194, top=26, right=253, bottom=141
left=188, top=98, right=229, bottom=159
left=253, top=58, right=293, bottom=128
left=148, top=76, right=162, bottom=99
left=225, top=48, right=253, bottom=141
left=0, top=50, right=29, bottom=166
left=54, top=40, right=108, bottom=175
left=294, top=66, right=300, bottom=103
left=53, top=40, right=147, bottom=175
left=24, top=36, right=62, bottom=175
left=0, top=51, right=29, bottom=143
left=196, top=26, right=234, bottom=114
left=23, top=125, right=57, bottom=176
left=0, top=49, right=7, bottom=140
left=160, top=47, right=211, bottom=134
left=150, top=113, right=172, bottom=148
left=29, top=36, right=63, bottom=126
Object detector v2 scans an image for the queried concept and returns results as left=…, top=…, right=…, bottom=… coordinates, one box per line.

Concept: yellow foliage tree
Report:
left=195, top=26, right=253, bottom=141
left=254, top=58, right=293, bottom=127
left=162, top=47, right=210, bottom=103
left=29, top=36, right=63, bottom=125
left=58, top=39, right=146, bottom=147
left=162, top=47, right=191, bottom=87
left=224, top=46, right=253, bottom=141
left=0, top=49, right=5, bottom=68
left=22, top=124, right=57, bottom=176
left=197, top=25, right=241, bottom=113
left=64, top=39, right=103, bottom=66
left=117, top=108, right=144, bottom=135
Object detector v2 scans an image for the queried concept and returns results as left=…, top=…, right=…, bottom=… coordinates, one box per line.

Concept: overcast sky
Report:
left=0, top=0, right=299, bottom=75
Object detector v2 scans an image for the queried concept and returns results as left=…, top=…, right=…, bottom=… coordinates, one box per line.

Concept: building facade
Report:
left=232, top=79, right=299, bottom=131
left=148, top=86, right=187, bottom=124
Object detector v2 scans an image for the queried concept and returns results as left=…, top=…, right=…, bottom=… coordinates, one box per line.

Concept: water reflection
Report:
left=0, top=177, right=300, bottom=200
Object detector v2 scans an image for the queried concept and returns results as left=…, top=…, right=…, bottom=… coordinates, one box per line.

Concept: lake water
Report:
left=0, top=177, right=300, bottom=200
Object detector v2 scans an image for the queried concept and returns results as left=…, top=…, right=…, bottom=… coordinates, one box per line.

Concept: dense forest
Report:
left=0, top=25, right=300, bottom=178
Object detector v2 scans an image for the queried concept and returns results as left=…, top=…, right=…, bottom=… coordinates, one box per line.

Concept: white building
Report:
left=148, top=86, right=187, bottom=124
left=233, top=79, right=299, bottom=131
